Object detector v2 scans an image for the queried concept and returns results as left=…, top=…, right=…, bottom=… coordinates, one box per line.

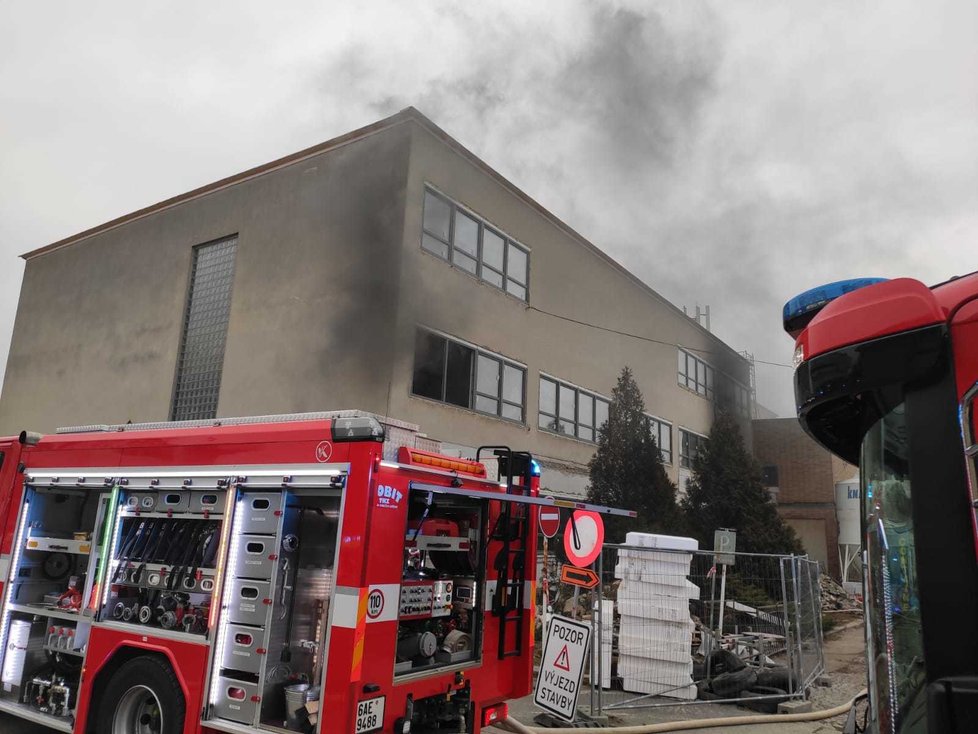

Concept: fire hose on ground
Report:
left=486, top=689, right=867, bottom=734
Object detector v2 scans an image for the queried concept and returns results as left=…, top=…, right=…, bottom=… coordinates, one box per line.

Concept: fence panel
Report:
left=540, top=542, right=826, bottom=715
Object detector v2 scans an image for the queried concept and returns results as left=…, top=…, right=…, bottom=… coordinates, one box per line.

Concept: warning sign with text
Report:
left=533, top=614, right=592, bottom=721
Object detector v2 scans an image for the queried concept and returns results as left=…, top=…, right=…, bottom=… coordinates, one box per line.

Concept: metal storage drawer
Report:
left=221, top=624, right=267, bottom=675
left=159, top=491, right=190, bottom=513
left=226, top=579, right=272, bottom=627
left=232, top=535, right=276, bottom=580
left=235, top=492, right=284, bottom=534
left=190, top=491, right=223, bottom=514
left=213, top=676, right=260, bottom=726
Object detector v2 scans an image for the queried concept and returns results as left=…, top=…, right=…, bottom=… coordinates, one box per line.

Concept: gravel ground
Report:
left=0, top=620, right=868, bottom=733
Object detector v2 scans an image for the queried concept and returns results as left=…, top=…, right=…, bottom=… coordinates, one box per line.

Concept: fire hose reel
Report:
left=397, top=632, right=438, bottom=661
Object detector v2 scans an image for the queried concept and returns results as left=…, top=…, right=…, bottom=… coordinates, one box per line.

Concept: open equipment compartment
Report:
left=100, top=486, right=227, bottom=636
left=395, top=488, right=486, bottom=677
left=0, top=479, right=108, bottom=728
left=208, top=482, right=343, bottom=733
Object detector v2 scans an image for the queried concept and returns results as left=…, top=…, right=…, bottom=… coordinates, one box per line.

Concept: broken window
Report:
left=679, top=428, right=708, bottom=469
left=412, top=328, right=525, bottom=422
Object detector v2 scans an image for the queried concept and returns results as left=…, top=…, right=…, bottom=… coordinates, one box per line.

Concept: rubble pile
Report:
left=820, top=575, right=860, bottom=612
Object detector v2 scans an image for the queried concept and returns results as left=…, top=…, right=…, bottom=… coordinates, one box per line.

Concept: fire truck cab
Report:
left=786, top=274, right=978, bottom=734
left=0, top=411, right=552, bottom=734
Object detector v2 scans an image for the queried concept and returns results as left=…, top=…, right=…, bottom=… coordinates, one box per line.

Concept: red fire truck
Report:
left=785, top=274, right=978, bottom=734
left=0, top=411, right=631, bottom=734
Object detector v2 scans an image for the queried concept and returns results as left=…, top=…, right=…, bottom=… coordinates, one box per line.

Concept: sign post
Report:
left=713, top=528, right=737, bottom=638
left=540, top=498, right=559, bottom=636
left=533, top=614, right=592, bottom=722
left=539, top=497, right=560, bottom=634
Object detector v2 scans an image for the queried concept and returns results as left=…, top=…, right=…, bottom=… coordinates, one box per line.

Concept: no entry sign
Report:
left=539, top=500, right=560, bottom=538
left=563, top=510, right=604, bottom=567
left=533, top=614, right=592, bottom=721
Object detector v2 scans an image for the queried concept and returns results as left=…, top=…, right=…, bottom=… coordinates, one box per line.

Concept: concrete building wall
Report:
left=0, top=108, right=750, bottom=502
left=0, top=122, right=413, bottom=433
left=387, top=120, right=749, bottom=487
left=781, top=517, right=830, bottom=574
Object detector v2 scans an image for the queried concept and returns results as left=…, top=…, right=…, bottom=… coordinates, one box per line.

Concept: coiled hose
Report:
left=488, top=689, right=866, bottom=734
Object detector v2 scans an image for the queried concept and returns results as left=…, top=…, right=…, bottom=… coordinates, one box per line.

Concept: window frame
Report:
left=411, top=327, right=526, bottom=424
left=677, top=347, right=751, bottom=418
left=538, top=374, right=610, bottom=444
left=421, top=186, right=530, bottom=302
left=679, top=427, right=708, bottom=469
left=647, top=414, right=673, bottom=465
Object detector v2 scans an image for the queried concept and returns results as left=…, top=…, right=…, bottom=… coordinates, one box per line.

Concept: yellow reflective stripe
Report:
left=350, top=588, right=368, bottom=680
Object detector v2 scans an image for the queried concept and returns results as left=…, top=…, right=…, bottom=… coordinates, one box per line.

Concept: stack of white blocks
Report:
left=614, top=532, right=699, bottom=700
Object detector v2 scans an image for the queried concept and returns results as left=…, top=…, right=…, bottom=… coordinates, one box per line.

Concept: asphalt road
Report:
left=0, top=714, right=48, bottom=733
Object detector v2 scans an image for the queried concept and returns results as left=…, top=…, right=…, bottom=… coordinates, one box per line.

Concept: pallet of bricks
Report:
left=614, top=532, right=700, bottom=699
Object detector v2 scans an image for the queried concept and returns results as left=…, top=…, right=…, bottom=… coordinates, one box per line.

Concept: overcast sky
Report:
left=1, top=1, right=975, bottom=417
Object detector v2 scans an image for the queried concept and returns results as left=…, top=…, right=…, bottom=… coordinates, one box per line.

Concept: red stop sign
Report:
left=539, top=500, right=560, bottom=538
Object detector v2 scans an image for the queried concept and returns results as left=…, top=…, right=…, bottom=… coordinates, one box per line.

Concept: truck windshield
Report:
left=861, top=402, right=927, bottom=734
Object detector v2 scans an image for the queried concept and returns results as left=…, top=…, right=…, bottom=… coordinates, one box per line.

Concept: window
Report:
left=538, top=375, right=610, bottom=443
left=422, top=188, right=530, bottom=301
left=171, top=236, right=237, bottom=421
left=677, top=348, right=751, bottom=418
left=679, top=428, right=708, bottom=469
left=648, top=416, right=673, bottom=464
left=678, top=348, right=714, bottom=398
left=412, top=329, right=525, bottom=422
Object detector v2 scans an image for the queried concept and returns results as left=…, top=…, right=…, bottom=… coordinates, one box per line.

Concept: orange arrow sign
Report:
left=560, top=564, right=600, bottom=589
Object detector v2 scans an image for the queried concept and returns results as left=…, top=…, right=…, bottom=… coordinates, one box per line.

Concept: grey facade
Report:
left=0, top=109, right=751, bottom=497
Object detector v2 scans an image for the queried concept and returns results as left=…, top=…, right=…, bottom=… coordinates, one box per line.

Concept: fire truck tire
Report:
left=96, top=655, right=185, bottom=734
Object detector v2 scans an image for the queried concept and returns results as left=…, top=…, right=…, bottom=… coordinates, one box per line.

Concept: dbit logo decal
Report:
left=376, top=484, right=403, bottom=509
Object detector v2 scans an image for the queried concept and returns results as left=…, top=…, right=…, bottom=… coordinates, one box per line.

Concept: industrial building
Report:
left=0, top=108, right=751, bottom=497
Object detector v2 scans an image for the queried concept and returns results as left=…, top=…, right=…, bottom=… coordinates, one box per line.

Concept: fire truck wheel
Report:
left=97, top=656, right=185, bottom=734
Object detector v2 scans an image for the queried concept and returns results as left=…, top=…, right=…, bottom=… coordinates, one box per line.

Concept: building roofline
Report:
left=21, top=108, right=420, bottom=261
left=23, top=106, right=743, bottom=363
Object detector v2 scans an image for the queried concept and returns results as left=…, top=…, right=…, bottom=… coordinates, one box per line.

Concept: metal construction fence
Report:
left=540, top=543, right=825, bottom=717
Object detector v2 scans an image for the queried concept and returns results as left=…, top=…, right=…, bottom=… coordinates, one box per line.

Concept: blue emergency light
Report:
left=783, top=278, right=888, bottom=337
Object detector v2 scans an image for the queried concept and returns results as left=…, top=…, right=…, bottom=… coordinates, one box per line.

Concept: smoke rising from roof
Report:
left=1, top=0, right=975, bottom=415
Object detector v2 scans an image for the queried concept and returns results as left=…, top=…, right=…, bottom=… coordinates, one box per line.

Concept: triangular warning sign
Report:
left=553, top=644, right=571, bottom=672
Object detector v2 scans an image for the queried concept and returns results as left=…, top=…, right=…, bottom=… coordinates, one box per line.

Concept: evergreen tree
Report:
left=586, top=367, right=680, bottom=542
left=681, top=409, right=802, bottom=555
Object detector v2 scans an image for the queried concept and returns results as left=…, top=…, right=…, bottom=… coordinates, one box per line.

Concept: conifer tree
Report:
left=681, top=409, right=802, bottom=555
left=586, top=367, right=680, bottom=542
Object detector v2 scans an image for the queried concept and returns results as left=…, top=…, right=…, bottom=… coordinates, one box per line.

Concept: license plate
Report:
left=355, top=696, right=385, bottom=733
